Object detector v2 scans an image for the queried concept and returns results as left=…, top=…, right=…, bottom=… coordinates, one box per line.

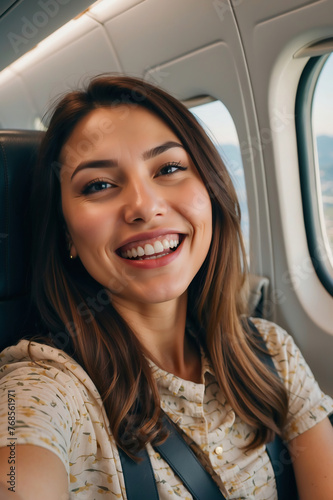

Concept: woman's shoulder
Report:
left=249, top=317, right=295, bottom=356
left=0, top=338, right=107, bottom=439
left=248, top=316, right=312, bottom=380
left=1, top=339, right=80, bottom=377
left=248, top=316, right=318, bottom=395
left=250, top=317, right=333, bottom=439
left=1, top=338, right=72, bottom=365
left=0, top=339, right=101, bottom=405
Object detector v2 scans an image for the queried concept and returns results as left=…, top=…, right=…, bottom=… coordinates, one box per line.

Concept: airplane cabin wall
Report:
left=231, top=0, right=333, bottom=393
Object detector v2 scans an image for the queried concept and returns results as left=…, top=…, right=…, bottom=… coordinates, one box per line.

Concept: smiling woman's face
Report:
left=60, top=105, right=212, bottom=308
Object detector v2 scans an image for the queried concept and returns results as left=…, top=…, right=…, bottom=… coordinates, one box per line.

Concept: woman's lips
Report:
left=116, top=235, right=185, bottom=268
left=117, top=233, right=182, bottom=260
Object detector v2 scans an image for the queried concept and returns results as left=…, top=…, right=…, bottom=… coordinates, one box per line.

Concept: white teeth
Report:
left=144, top=243, right=155, bottom=256
left=121, top=235, right=180, bottom=259
left=154, top=240, right=164, bottom=253
left=137, top=246, right=145, bottom=257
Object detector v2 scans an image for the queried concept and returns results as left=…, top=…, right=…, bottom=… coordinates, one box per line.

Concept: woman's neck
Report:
left=112, top=293, right=202, bottom=382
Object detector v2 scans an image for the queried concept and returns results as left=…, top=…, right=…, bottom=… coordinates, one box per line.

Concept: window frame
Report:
left=295, top=54, right=333, bottom=296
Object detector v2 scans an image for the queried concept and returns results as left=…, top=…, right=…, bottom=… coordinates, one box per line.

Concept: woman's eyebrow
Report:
left=71, top=159, right=117, bottom=180
left=142, top=141, right=184, bottom=160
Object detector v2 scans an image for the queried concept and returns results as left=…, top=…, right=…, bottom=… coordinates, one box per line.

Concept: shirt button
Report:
left=214, top=446, right=223, bottom=456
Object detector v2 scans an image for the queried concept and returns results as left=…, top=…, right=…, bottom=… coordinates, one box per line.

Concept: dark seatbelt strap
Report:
left=118, top=446, right=159, bottom=500
left=118, top=413, right=226, bottom=500
left=155, top=414, right=226, bottom=499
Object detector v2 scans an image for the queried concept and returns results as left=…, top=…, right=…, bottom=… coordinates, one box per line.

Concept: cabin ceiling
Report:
left=0, top=0, right=332, bottom=129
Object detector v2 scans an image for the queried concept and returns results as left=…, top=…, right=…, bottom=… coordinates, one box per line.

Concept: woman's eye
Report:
left=82, top=180, right=114, bottom=195
left=157, top=162, right=187, bottom=176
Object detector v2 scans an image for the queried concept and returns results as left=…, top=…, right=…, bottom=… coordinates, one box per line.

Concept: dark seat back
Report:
left=0, top=130, right=43, bottom=352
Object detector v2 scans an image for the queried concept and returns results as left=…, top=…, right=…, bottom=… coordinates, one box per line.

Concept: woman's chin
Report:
left=112, top=281, right=188, bottom=307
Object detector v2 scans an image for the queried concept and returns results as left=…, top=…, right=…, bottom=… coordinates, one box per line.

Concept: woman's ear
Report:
left=66, top=231, right=78, bottom=259
left=69, top=244, right=78, bottom=259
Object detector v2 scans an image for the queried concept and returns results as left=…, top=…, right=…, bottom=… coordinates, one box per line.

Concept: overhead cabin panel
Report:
left=0, top=0, right=18, bottom=18
left=87, top=0, right=145, bottom=24
left=22, top=22, right=121, bottom=120
left=0, top=0, right=94, bottom=72
left=231, top=0, right=323, bottom=25
left=232, top=0, right=333, bottom=106
left=105, top=0, right=233, bottom=75
left=145, top=42, right=244, bottom=115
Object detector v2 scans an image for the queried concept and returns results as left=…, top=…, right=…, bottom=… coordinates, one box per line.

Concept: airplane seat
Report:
left=0, top=130, right=44, bottom=353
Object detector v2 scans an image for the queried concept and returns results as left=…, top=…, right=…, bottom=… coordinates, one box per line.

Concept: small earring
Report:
left=70, top=254, right=73, bottom=259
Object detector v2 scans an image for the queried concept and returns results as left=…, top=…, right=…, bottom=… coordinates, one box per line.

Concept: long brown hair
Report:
left=29, top=75, right=288, bottom=457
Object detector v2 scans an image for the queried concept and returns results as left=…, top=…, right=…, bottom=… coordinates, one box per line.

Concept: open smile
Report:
left=116, top=233, right=185, bottom=267
left=118, top=233, right=182, bottom=260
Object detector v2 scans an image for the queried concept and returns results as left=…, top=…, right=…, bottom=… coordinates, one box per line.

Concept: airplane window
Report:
left=296, top=53, right=333, bottom=295
left=189, top=100, right=250, bottom=257
left=312, top=54, right=333, bottom=262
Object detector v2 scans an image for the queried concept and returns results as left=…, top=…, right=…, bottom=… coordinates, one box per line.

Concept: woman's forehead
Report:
left=74, top=106, right=170, bottom=134
left=59, top=105, right=183, bottom=170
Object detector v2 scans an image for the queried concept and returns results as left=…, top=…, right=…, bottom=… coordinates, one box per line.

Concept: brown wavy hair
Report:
left=29, top=75, right=288, bottom=457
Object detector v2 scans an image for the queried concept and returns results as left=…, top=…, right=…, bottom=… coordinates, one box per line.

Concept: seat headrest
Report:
left=0, top=130, right=44, bottom=351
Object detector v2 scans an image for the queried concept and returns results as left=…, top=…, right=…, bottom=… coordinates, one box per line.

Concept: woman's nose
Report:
left=123, top=180, right=167, bottom=223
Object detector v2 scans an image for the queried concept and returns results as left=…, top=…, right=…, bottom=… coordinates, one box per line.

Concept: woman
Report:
left=0, top=75, right=332, bottom=499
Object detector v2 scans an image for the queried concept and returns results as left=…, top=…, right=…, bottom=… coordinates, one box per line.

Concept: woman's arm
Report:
left=288, top=417, right=333, bottom=500
left=0, top=445, right=69, bottom=500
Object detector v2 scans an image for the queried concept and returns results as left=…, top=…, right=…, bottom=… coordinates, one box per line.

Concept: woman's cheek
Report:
left=178, top=179, right=212, bottom=221
left=69, top=206, right=112, bottom=245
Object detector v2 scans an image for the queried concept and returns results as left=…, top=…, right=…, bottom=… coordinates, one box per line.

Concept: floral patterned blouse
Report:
left=0, top=318, right=332, bottom=499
